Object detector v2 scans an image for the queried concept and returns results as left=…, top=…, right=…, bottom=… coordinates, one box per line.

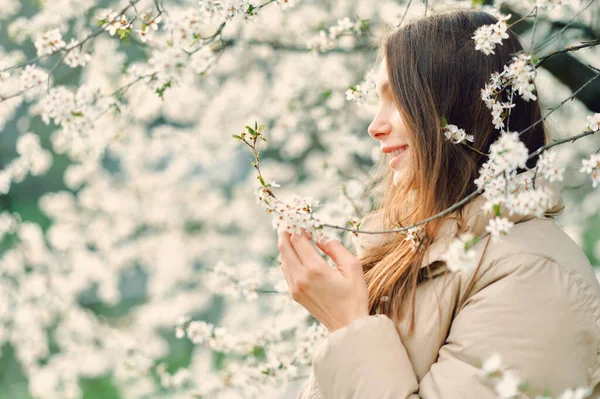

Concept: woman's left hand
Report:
left=277, top=225, right=370, bottom=333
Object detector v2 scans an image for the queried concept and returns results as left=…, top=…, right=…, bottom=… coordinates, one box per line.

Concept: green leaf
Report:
left=232, top=134, right=242, bottom=140
left=97, top=19, right=107, bottom=27
left=71, top=111, right=84, bottom=117
left=531, top=54, right=540, bottom=65
left=117, top=27, right=132, bottom=40
left=471, top=0, right=484, bottom=7
left=493, top=203, right=501, bottom=217
left=359, top=19, right=370, bottom=31
left=155, top=81, right=171, bottom=98
left=441, top=115, right=448, bottom=127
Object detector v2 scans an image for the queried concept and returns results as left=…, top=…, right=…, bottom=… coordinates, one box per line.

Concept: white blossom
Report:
left=535, top=149, right=565, bottom=182
left=186, top=320, right=214, bottom=345
left=19, top=65, right=50, bottom=99
left=472, top=10, right=511, bottom=55
left=488, top=130, right=529, bottom=173
left=494, top=369, right=521, bottom=398
left=443, top=123, right=474, bottom=144
left=346, top=67, right=377, bottom=105
left=404, top=225, right=425, bottom=252
left=586, top=113, right=600, bottom=132
left=63, top=40, right=92, bottom=68
left=480, top=352, right=503, bottom=375
left=556, top=386, right=593, bottom=399
left=580, top=153, right=600, bottom=188
left=504, top=54, right=537, bottom=102
left=485, top=216, right=514, bottom=242
left=441, top=233, right=478, bottom=273
left=34, top=28, right=66, bottom=57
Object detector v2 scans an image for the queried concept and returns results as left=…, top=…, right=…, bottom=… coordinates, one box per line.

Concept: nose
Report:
left=368, top=118, right=392, bottom=140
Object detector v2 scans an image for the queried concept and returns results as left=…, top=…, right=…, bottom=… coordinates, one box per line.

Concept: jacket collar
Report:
left=354, top=170, right=565, bottom=269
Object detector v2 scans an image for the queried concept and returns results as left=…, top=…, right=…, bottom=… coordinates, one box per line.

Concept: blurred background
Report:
left=0, top=0, right=598, bottom=398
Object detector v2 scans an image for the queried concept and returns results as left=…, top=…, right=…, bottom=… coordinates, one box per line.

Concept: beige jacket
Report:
left=297, top=174, right=600, bottom=399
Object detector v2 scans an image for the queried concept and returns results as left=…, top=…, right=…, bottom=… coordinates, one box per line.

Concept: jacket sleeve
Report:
left=309, top=256, right=600, bottom=399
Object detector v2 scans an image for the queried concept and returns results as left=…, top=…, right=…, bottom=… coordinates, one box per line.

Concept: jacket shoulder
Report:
left=452, top=223, right=600, bottom=392
left=471, top=217, right=600, bottom=299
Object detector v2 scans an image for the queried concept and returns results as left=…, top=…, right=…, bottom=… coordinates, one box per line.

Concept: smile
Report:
left=388, top=145, right=408, bottom=168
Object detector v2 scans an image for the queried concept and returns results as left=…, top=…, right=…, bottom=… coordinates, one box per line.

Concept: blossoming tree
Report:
left=0, top=0, right=598, bottom=398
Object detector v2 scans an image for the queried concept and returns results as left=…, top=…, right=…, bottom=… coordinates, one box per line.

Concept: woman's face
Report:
left=368, top=60, right=413, bottom=187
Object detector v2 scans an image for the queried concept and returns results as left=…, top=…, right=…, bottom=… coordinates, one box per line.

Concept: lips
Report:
left=382, top=144, right=409, bottom=154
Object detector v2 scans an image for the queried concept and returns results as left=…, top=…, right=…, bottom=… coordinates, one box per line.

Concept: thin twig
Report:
left=528, top=6, right=538, bottom=53
left=396, top=0, right=413, bottom=28
left=535, top=39, right=600, bottom=68
left=0, top=0, right=142, bottom=74
left=518, top=69, right=600, bottom=137
left=507, top=5, right=537, bottom=28
left=533, top=0, right=597, bottom=54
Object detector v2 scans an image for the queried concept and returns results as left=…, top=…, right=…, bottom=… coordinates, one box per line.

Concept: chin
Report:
left=392, top=172, right=403, bottom=187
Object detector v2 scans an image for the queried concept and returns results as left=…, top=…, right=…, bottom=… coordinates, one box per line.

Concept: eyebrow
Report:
left=376, top=81, right=390, bottom=98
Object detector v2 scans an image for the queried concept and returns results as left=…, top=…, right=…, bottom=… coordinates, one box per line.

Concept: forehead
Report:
left=377, top=60, right=388, bottom=80
left=375, top=60, right=389, bottom=91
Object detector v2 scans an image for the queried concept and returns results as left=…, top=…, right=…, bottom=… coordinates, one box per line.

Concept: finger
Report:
left=289, top=229, right=323, bottom=267
left=277, top=225, right=302, bottom=268
left=316, top=238, right=359, bottom=269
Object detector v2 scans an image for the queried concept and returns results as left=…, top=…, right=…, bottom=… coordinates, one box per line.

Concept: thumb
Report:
left=316, top=237, right=359, bottom=269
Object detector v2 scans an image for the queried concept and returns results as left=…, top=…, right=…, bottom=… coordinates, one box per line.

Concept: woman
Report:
left=277, top=8, right=600, bottom=399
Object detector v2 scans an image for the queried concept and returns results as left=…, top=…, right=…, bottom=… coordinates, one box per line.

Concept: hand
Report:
left=277, top=225, right=370, bottom=333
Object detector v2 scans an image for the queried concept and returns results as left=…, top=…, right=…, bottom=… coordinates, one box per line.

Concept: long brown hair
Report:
left=360, top=8, right=549, bottom=335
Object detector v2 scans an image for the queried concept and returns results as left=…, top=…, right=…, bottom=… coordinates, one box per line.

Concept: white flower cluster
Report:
left=580, top=153, right=600, bottom=188
left=467, top=129, right=562, bottom=250
left=98, top=8, right=132, bottom=36
left=404, top=225, right=425, bottom=252
left=176, top=315, right=287, bottom=356
left=63, top=40, right=92, bottom=68
left=34, top=28, right=66, bottom=57
left=19, top=65, right=50, bottom=100
left=272, top=195, right=325, bottom=238
left=0, top=212, right=19, bottom=241
left=535, top=150, right=565, bottom=183
left=293, top=322, right=329, bottom=366
left=345, top=67, right=377, bottom=105
left=156, top=363, right=191, bottom=389
left=443, top=123, right=474, bottom=145
left=307, top=17, right=364, bottom=53
left=137, top=11, right=162, bottom=43
left=586, top=113, right=600, bottom=132
left=0, top=133, right=52, bottom=194
left=253, top=182, right=325, bottom=238
left=35, top=85, right=105, bottom=157
left=504, top=54, right=537, bottom=102
left=441, top=232, right=478, bottom=272
left=472, top=10, right=511, bottom=55
left=481, top=76, right=516, bottom=130
left=481, top=55, right=537, bottom=130
left=487, top=130, right=529, bottom=173
left=478, top=352, right=593, bottom=399
left=205, top=260, right=262, bottom=301
left=484, top=216, right=515, bottom=242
